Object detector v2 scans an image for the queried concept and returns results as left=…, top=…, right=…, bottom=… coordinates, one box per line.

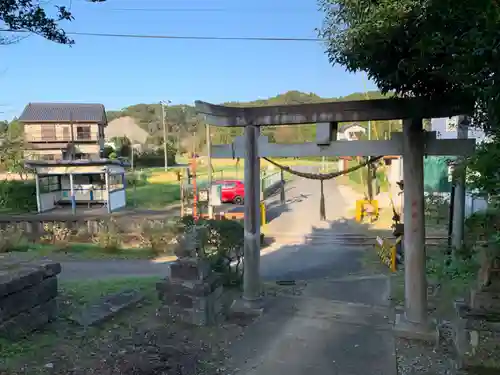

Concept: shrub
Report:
left=176, top=215, right=244, bottom=287
left=40, top=223, right=72, bottom=247
left=0, top=225, right=29, bottom=253
left=93, top=218, right=122, bottom=252
left=138, top=220, right=177, bottom=256
left=0, top=180, right=37, bottom=213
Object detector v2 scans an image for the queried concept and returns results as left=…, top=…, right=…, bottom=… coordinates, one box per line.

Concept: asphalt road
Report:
left=58, top=173, right=365, bottom=281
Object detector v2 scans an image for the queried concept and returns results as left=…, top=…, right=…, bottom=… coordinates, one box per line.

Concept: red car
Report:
left=215, top=180, right=245, bottom=205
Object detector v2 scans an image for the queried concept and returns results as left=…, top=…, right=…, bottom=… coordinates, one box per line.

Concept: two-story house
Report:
left=19, top=103, right=107, bottom=161
left=19, top=103, right=129, bottom=214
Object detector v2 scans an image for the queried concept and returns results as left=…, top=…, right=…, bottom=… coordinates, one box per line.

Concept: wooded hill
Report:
left=106, top=90, right=403, bottom=153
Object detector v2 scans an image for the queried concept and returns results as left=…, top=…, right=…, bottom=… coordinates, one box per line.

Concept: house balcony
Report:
left=24, top=133, right=101, bottom=144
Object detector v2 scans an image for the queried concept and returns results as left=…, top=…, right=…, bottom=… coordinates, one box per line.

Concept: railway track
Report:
left=263, top=232, right=449, bottom=246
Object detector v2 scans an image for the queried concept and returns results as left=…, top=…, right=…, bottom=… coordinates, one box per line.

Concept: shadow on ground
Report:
left=228, top=217, right=398, bottom=375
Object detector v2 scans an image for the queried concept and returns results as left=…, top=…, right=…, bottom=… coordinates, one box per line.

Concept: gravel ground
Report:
left=396, top=321, right=457, bottom=375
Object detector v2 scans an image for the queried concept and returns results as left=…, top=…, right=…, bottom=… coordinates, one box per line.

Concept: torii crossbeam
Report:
left=195, top=95, right=475, bottom=341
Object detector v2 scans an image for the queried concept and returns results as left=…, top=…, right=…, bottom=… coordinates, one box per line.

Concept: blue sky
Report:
left=0, top=0, right=376, bottom=120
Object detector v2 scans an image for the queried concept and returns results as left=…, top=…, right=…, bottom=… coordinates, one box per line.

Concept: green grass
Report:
left=60, top=276, right=159, bottom=307
left=13, top=242, right=158, bottom=260
left=126, top=182, right=180, bottom=209
left=0, top=277, right=160, bottom=373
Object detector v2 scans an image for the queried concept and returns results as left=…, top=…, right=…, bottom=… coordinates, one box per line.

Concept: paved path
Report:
left=229, top=275, right=397, bottom=375
left=51, top=174, right=398, bottom=374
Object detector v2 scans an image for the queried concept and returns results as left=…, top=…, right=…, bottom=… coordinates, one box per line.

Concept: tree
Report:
left=1, top=0, right=105, bottom=45
left=318, top=0, right=500, bottom=131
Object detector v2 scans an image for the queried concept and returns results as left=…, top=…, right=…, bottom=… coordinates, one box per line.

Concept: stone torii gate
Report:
left=195, top=96, right=475, bottom=339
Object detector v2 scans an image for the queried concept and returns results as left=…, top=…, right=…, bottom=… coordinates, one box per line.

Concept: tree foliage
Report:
left=1, top=0, right=105, bottom=45
left=318, top=0, right=500, bottom=131
left=107, top=90, right=399, bottom=149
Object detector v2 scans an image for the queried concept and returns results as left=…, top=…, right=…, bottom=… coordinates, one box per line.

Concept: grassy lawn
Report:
left=0, top=277, right=162, bottom=374
left=126, top=180, right=180, bottom=209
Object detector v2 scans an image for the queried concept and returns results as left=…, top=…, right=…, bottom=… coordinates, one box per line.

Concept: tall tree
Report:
left=1, top=0, right=105, bottom=45
left=318, top=0, right=500, bottom=130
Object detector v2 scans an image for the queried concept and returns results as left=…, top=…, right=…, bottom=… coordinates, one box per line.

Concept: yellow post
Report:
left=260, top=201, right=266, bottom=230
left=390, top=244, right=397, bottom=272
left=355, top=200, right=363, bottom=222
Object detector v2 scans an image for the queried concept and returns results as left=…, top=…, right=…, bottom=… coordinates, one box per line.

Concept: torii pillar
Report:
left=243, top=125, right=262, bottom=305
left=394, top=118, right=438, bottom=341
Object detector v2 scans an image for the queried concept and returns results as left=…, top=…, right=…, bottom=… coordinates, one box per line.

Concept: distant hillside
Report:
left=105, top=116, right=149, bottom=144
left=105, top=90, right=396, bottom=151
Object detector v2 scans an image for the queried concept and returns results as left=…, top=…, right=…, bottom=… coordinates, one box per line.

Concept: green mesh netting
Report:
left=424, top=156, right=455, bottom=193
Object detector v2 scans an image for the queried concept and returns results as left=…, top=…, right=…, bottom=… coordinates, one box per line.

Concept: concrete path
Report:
left=229, top=275, right=397, bottom=375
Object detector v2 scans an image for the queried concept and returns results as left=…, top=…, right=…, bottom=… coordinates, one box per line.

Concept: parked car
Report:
left=214, top=180, right=244, bottom=205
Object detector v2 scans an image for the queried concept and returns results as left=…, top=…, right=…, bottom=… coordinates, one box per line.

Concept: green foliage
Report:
left=318, top=0, right=500, bottom=130
left=177, top=215, right=244, bottom=287
left=107, top=90, right=396, bottom=148
left=134, top=146, right=176, bottom=168
left=467, top=135, right=500, bottom=197
left=1, top=0, right=106, bottom=45
left=427, top=250, right=479, bottom=283
left=126, top=169, right=151, bottom=187
left=138, top=220, right=177, bottom=256
left=0, top=180, right=37, bottom=213
left=424, top=192, right=449, bottom=224
left=93, top=219, right=122, bottom=253
left=0, top=225, right=29, bottom=253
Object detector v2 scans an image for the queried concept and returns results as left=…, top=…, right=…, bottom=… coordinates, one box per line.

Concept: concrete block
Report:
left=169, top=259, right=211, bottom=281
left=393, top=313, right=439, bottom=343
left=0, top=261, right=61, bottom=298
left=0, top=298, right=58, bottom=340
left=0, top=276, right=58, bottom=322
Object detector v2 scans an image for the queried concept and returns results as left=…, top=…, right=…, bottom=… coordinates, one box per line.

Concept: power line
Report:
left=1, top=29, right=325, bottom=42
left=94, top=7, right=317, bottom=13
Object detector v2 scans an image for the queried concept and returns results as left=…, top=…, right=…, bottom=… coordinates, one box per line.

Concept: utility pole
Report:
left=160, top=100, right=171, bottom=171
left=206, top=123, right=214, bottom=218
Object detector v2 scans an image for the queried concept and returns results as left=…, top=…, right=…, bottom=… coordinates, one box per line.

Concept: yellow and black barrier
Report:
left=375, top=235, right=402, bottom=272
left=260, top=201, right=267, bottom=230
left=355, top=199, right=379, bottom=222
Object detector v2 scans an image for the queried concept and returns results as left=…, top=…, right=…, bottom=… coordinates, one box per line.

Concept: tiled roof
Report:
left=19, top=103, right=107, bottom=124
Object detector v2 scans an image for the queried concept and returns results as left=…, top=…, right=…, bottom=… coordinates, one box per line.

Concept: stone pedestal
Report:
left=393, top=313, right=439, bottom=343
left=453, top=254, right=500, bottom=371
left=156, top=258, right=225, bottom=326
left=0, top=260, right=61, bottom=340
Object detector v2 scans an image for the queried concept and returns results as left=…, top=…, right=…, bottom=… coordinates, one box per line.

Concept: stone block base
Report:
left=0, top=298, right=58, bottom=340
left=0, top=261, right=61, bottom=340
left=393, top=313, right=439, bottom=343
left=230, top=298, right=265, bottom=319
left=453, top=300, right=500, bottom=371
left=156, top=276, right=225, bottom=326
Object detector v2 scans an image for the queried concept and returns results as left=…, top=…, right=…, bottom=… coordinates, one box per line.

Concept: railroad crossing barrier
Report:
left=375, top=235, right=403, bottom=272
left=355, top=199, right=379, bottom=222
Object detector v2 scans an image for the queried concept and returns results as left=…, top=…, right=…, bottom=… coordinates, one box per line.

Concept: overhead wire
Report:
left=0, top=29, right=326, bottom=42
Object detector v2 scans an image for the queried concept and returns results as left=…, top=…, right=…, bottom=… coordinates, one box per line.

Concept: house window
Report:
left=41, top=154, right=55, bottom=161
left=39, top=176, right=60, bottom=193
left=108, top=174, right=124, bottom=192
left=76, top=126, right=91, bottom=140
left=62, top=126, right=70, bottom=141
left=41, top=124, right=56, bottom=141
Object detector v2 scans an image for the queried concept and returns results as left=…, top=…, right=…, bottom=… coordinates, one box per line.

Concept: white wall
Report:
left=39, top=192, right=61, bottom=212
left=109, top=189, right=126, bottom=211
left=465, top=193, right=489, bottom=218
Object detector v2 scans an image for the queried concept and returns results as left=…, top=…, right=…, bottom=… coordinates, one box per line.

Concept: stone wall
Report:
left=157, top=259, right=224, bottom=326
left=0, top=261, right=61, bottom=339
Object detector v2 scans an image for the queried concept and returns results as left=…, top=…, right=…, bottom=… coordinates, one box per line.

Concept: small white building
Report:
left=25, top=159, right=129, bottom=214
